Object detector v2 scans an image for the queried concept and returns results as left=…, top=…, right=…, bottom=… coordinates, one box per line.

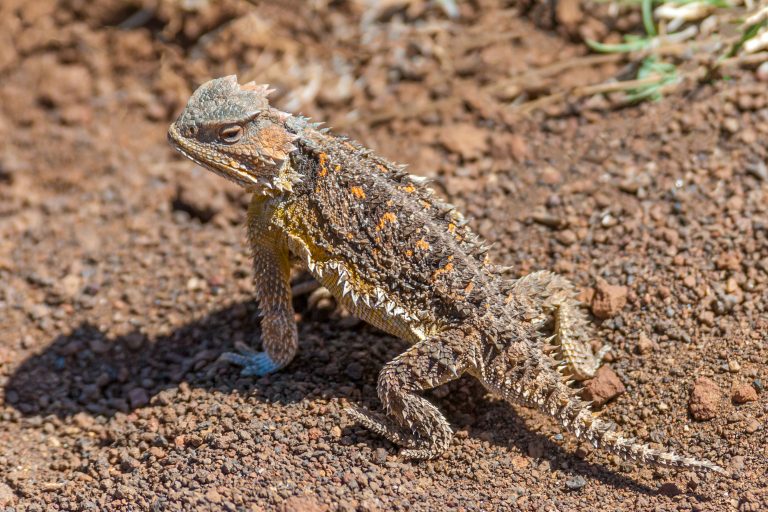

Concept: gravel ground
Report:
left=0, top=1, right=766, bottom=510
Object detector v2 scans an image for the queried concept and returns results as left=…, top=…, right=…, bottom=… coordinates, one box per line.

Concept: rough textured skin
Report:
left=167, top=76, right=724, bottom=473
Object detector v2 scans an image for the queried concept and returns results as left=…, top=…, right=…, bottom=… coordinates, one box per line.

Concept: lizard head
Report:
left=168, top=75, right=300, bottom=194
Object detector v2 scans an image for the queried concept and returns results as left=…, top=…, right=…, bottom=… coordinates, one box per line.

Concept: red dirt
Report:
left=0, top=1, right=766, bottom=510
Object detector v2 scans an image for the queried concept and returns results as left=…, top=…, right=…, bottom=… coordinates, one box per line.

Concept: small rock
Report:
left=186, top=277, right=206, bottom=292
left=715, top=252, right=741, bottom=271
left=307, top=427, right=322, bottom=441
left=127, top=388, right=149, bottom=409
left=591, top=279, right=628, bottom=319
left=124, top=332, right=144, bottom=351
left=689, top=377, right=722, bottom=421
left=722, top=118, right=739, bottom=134
left=582, top=366, right=626, bottom=407
left=540, top=166, right=562, bottom=185
left=88, top=338, right=110, bottom=354
left=281, top=495, right=326, bottom=512
left=565, top=475, right=587, bottom=491
left=373, top=448, right=388, bottom=464
left=635, top=333, right=654, bottom=355
left=345, top=362, right=363, bottom=381
left=555, top=229, right=577, bottom=246
left=731, top=382, right=758, bottom=404
left=60, top=273, right=82, bottom=298
left=0, top=482, right=16, bottom=506
left=757, top=60, right=768, bottom=82
left=555, top=0, right=583, bottom=30
left=699, top=310, right=715, bottom=327
left=205, top=488, right=222, bottom=504
left=119, top=453, right=141, bottom=473
left=745, top=419, right=760, bottom=434
left=728, top=359, right=741, bottom=373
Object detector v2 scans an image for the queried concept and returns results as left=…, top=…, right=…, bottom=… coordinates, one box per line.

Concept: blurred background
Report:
left=0, top=0, right=766, bottom=510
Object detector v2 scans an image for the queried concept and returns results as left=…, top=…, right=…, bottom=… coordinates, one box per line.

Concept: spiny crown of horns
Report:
left=178, top=75, right=276, bottom=129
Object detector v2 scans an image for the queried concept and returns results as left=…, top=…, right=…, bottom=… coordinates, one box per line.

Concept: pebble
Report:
left=745, top=419, right=760, bottom=434
left=635, top=333, right=654, bottom=355
left=757, top=60, right=768, bottom=82
left=689, top=377, right=722, bottom=421
left=0, top=482, right=15, bottom=506
left=565, top=475, right=587, bottom=491
left=731, top=382, right=758, bottom=404
left=582, top=366, right=626, bottom=407
left=344, top=362, right=363, bottom=381
left=590, top=279, right=627, bottom=319
left=555, top=229, right=577, bottom=246
left=280, top=495, right=325, bottom=512
left=127, top=388, right=149, bottom=409
left=699, top=310, right=715, bottom=327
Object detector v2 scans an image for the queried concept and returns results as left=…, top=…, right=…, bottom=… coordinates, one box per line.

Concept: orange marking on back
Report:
left=376, top=164, right=388, bottom=173
left=350, top=186, right=366, bottom=199
left=334, top=164, right=341, bottom=172
left=420, top=200, right=431, bottom=210
left=406, top=249, right=413, bottom=257
left=432, top=262, right=454, bottom=280
left=318, top=152, right=329, bottom=177
left=464, top=281, right=475, bottom=295
left=400, top=184, right=416, bottom=193
left=447, top=223, right=456, bottom=233
left=415, top=239, right=430, bottom=251
left=376, top=212, right=397, bottom=231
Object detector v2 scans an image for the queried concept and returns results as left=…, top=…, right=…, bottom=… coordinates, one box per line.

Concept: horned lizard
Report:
left=167, top=76, right=723, bottom=473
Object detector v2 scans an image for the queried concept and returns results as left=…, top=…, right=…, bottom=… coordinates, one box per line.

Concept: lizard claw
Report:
left=218, top=341, right=282, bottom=376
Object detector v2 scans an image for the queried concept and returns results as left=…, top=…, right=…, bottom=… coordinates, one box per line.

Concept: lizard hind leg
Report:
left=553, top=299, right=610, bottom=380
left=513, top=270, right=610, bottom=380
left=347, top=329, right=472, bottom=459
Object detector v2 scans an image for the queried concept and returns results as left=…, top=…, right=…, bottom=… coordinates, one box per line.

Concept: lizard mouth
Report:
left=167, top=123, right=263, bottom=189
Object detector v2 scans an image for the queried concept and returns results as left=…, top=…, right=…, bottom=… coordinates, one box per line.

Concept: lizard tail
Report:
left=482, top=350, right=725, bottom=474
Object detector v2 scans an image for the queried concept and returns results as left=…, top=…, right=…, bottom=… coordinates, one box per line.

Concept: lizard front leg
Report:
left=220, top=217, right=297, bottom=376
left=347, top=329, right=473, bottom=459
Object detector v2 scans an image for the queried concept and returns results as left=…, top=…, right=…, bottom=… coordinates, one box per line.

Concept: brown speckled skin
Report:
left=167, top=76, right=723, bottom=472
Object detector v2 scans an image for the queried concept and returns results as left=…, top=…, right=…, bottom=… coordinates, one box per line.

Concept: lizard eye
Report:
left=218, top=125, right=243, bottom=144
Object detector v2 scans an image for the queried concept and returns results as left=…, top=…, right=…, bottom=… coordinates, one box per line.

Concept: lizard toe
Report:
left=219, top=350, right=282, bottom=376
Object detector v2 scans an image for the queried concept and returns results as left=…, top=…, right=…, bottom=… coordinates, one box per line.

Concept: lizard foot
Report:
left=346, top=405, right=438, bottom=459
left=218, top=341, right=282, bottom=376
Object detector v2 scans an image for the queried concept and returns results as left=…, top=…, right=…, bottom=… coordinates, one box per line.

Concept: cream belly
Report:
left=285, top=234, right=427, bottom=344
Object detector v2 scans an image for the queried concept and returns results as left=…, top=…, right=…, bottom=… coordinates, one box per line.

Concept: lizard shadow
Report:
left=4, top=299, right=357, bottom=419
left=5, top=300, right=710, bottom=499
left=343, top=381, right=711, bottom=499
